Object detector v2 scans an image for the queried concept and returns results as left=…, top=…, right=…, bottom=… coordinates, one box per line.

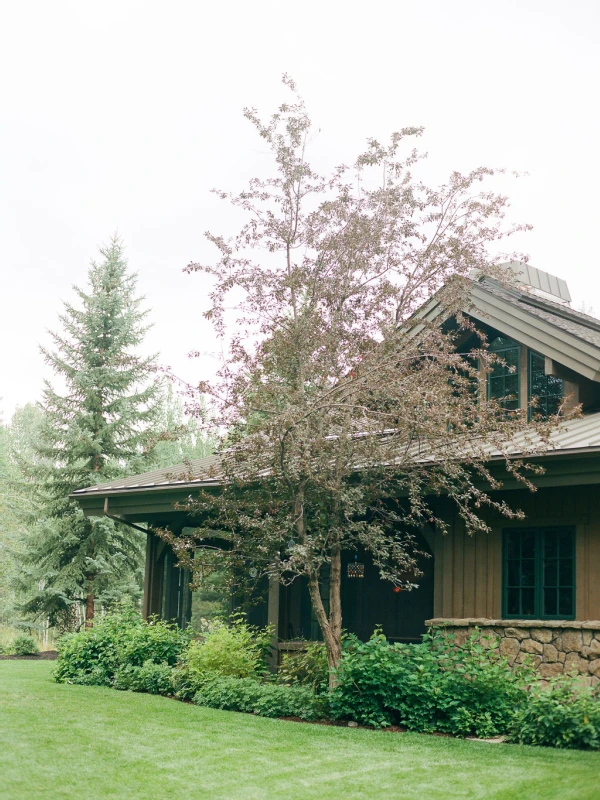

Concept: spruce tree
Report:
left=21, top=237, right=160, bottom=626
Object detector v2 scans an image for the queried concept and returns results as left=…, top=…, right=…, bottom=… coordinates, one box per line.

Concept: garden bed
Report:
left=0, top=650, right=57, bottom=660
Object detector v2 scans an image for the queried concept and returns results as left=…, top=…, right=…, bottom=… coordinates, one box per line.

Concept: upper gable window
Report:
left=487, top=335, right=520, bottom=411
left=529, top=351, right=564, bottom=419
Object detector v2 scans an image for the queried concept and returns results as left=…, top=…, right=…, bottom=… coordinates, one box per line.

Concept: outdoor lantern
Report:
left=347, top=555, right=364, bottom=579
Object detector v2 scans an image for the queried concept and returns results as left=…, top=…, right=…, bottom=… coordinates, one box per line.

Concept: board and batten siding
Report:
left=432, top=485, right=600, bottom=621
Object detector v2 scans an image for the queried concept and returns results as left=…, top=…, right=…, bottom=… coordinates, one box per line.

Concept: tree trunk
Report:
left=307, top=570, right=342, bottom=688
left=329, top=537, right=342, bottom=651
left=85, top=575, right=95, bottom=627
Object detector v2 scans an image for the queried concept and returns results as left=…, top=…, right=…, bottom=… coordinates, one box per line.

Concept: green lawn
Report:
left=1, top=662, right=600, bottom=800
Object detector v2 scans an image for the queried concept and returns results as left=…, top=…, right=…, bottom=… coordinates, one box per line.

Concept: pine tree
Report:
left=153, top=383, right=216, bottom=468
left=20, top=237, right=160, bottom=626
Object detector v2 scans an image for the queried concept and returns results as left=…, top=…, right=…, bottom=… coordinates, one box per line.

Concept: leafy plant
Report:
left=54, top=606, right=189, bottom=686
left=329, top=628, right=535, bottom=736
left=277, top=641, right=329, bottom=693
left=11, top=634, right=39, bottom=656
left=183, top=616, right=273, bottom=681
left=113, top=661, right=174, bottom=695
left=192, top=674, right=322, bottom=720
left=510, top=678, right=600, bottom=749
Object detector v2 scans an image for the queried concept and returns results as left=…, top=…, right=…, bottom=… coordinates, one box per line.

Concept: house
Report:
left=71, top=263, right=600, bottom=679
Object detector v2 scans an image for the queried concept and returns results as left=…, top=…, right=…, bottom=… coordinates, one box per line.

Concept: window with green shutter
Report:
left=487, top=335, right=520, bottom=411
left=503, top=527, right=575, bottom=620
left=528, top=350, right=564, bottom=419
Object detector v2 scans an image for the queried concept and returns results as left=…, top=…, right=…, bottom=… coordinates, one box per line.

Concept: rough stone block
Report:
left=588, top=639, right=600, bottom=657
left=539, top=662, right=564, bottom=678
left=561, top=631, right=583, bottom=653
left=499, top=637, right=520, bottom=661
left=583, top=631, right=593, bottom=646
left=558, top=651, right=566, bottom=663
left=453, top=629, right=470, bottom=646
left=543, top=643, right=558, bottom=663
left=588, top=659, right=600, bottom=677
left=531, top=628, right=553, bottom=644
left=564, top=652, right=583, bottom=674
left=520, top=638, right=544, bottom=655
left=503, top=627, right=529, bottom=641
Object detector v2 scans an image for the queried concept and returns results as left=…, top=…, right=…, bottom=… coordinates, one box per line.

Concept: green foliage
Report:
left=510, top=679, right=600, bottom=749
left=277, top=641, right=329, bottom=693
left=14, top=237, right=161, bottom=625
left=183, top=616, right=273, bottom=680
left=113, top=661, right=174, bottom=695
left=153, top=383, right=216, bottom=468
left=192, top=674, right=322, bottom=720
left=53, top=606, right=188, bottom=686
left=11, top=634, right=39, bottom=656
left=329, top=629, right=535, bottom=736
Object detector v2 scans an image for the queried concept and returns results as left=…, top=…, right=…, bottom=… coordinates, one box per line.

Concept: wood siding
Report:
left=433, top=484, right=600, bottom=620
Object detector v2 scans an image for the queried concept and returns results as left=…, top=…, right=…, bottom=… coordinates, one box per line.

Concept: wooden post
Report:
left=267, top=576, right=280, bottom=669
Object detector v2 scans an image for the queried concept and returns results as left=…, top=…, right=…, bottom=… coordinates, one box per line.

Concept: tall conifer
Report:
left=22, top=237, right=159, bottom=625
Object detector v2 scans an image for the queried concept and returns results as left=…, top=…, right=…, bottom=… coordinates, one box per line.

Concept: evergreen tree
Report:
left=153, top=383, right=216, bottom=468
left=19, top=237, right=160, bottom=626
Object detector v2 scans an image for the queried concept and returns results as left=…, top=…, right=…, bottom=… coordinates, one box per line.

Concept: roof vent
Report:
left=501, top=261, right=572, bottom=306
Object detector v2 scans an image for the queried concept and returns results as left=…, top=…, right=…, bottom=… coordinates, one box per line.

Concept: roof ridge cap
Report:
left=478, top=278, right=600, bottom=333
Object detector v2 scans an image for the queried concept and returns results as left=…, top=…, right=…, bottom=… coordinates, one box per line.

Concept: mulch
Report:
left=0, top=650, right=58, bottom=661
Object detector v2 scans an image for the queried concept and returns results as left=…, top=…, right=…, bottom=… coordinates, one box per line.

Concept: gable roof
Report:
left=412, top=274, right=600, bottom=382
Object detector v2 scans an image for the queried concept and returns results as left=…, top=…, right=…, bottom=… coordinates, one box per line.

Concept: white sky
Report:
left=1, top=0, right=599, bottom=420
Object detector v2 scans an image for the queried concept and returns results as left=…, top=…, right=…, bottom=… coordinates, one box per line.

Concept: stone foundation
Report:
left=426, top=618, right=600, bottom=685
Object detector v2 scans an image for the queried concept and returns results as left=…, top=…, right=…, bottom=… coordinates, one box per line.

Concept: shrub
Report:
left=183, top=616, right=273, bottom=680
left=54, top=606, right=189, bottom=686
left=12, top=635, right=39, bottom=656
left=192, top=674, right=322, bottom=720
left=510, top=679, right=600, bottom=749
left=113, top=661, right=174, bottom=695
left=329, top=629, right=535, bottom=737
left=277, top=641, right=329, bottom=693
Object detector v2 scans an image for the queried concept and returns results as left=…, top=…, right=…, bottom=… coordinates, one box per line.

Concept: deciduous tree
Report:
left=164, top=79, right=561, bottom=680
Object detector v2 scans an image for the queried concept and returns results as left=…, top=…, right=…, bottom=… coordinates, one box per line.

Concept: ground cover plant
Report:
left=53, top=605, right=189, bottom=687
left=329, top=629, right=537, bottom=737
left=3, top=660, right=600, bottom=800
left=510, top=679, right=600, bottom=750
left=52, top=610, right=600, bottom=748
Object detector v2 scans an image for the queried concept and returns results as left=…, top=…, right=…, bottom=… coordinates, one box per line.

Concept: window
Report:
left=529, top=350, right=563, bottom=419
left=487, top=336, right=520, bottom=411
left=503, top=527, right=575, bottom=619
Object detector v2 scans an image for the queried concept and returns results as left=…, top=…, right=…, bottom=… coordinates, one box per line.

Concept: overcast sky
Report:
left=1, top=0, right=599, bottom=420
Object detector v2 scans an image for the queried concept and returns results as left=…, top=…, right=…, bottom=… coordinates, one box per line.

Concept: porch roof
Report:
left=71, top=410, right=600, bottom=502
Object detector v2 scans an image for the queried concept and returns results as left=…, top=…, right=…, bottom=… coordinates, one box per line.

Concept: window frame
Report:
left=486, top=336, right=521, bottom=411
left=528, top=349, right=564, bottom=420
left=502, top=526, right=576, bottom=621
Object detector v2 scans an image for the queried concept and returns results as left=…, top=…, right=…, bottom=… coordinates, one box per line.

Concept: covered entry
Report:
left=278, top=534, right=434, bottom=644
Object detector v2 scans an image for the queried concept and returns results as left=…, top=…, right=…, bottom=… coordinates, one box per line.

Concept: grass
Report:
left=2, top=663, right=600, bottom=800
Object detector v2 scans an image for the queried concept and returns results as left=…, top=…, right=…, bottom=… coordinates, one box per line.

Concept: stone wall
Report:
left=426, top=618, right=600, bottom=685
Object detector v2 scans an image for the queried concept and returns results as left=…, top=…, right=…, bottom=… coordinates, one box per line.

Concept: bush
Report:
left=329, top=629, right=535, bottom=737
left=192, top=674, right=322, bottom=720
left=183, top=616, right=273, bottom=680
left=12, top=635, right=39, bottom=656
left=113, top=661, right=174, bottom=695
left=277, top=641, right=329, bottom=693
left=510, top=679, right=600, bottom=749
left=54, top=606, right=189, bottom=686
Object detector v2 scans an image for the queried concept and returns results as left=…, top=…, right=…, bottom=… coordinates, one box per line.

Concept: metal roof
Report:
left=71, top=453, right=222, bottom=496
left=71, top=412, right=600, bottom=499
